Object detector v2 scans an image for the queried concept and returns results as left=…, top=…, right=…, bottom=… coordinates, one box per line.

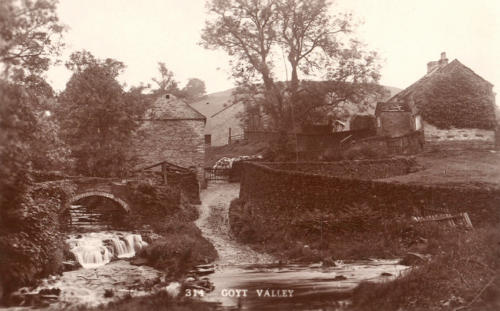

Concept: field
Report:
left=381, top=148, right=500, bottom=188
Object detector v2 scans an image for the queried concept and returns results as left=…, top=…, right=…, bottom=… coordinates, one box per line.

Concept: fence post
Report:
left=228, top=128, right=232, bottom=144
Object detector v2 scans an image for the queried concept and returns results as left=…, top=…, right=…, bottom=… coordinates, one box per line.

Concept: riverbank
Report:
left=351, top=225, right=500, bottom=310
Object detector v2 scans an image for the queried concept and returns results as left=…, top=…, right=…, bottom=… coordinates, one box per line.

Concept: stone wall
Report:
left=265, top=158, right=417, bottom=180
left=132, top=120, right=205, bottom=184
left=423, top=121, right=495, bottom=149
left=238, top=162, right=500, bottom=230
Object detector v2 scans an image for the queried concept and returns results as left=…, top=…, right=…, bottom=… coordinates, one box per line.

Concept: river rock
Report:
left=400, top=252, right=431, bottom=266
left=39, top=288, right=61, bottom=296
left=63, top=260, right=81, bottom=271
left=322, top=257, right=336, bottom=267
left=130, top=257, right=149, bottom=266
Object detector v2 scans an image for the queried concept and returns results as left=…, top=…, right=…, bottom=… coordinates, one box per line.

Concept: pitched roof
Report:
left=388, top=59, right=493, bottom=105
left=143, top=94, right=206, bottom=121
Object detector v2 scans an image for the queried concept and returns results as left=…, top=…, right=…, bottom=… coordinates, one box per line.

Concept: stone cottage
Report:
left=380, top=52, right=497, bottom=149
left=132, top=93, right=206, bottom=185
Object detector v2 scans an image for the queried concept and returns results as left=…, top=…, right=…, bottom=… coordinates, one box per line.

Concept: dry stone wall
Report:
left=238, top=162, right=500, bottom=230
left=424, top=121, right=495, bottom=149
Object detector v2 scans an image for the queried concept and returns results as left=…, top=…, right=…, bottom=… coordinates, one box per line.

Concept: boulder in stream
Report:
left=400, top=252, right=431, bottom=266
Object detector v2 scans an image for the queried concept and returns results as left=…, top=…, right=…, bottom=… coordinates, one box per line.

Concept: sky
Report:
left=47, top=0, right=500, bottom=96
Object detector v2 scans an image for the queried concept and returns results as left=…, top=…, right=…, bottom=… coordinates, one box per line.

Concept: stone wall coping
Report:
left=262, top=157, right=416, bottom=167
left=244, top=161, right=499, bottom=192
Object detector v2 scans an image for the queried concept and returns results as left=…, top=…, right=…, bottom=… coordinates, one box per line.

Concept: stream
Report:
left=3, top=182, right=408, bottom=310
left=194, top=183, right=409, bottom=310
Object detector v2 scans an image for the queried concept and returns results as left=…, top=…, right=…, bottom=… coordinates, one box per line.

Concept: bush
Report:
left=137, top=222, right=217, bottom=277
left=263, top=132, right=297, bottom=162
left=124, top=182, right=198, bottom=229
left=0, top=182, right=73, bottom=298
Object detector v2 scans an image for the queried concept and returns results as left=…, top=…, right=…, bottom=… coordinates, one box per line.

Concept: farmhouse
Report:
left=379, top=52, right=497, bottom=149
left=131, top=93, right=206, bottom=184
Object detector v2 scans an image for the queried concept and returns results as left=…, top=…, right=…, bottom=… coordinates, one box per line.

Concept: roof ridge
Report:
left=388, top=57, right=492, bottom=104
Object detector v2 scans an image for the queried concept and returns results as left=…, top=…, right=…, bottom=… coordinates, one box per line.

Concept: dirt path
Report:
left=195, top=182, right=274, bottom=266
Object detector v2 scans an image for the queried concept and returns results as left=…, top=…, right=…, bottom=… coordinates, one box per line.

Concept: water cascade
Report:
left=67, top=232, right=148, bottom=269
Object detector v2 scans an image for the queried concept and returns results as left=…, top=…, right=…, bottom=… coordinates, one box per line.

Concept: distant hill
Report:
left=190, top=85, right=401, bottom=146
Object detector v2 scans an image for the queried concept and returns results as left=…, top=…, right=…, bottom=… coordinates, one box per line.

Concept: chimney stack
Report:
left=439, top=52, right=448, bottom=67
left=427, top=52, right=449, bottom=74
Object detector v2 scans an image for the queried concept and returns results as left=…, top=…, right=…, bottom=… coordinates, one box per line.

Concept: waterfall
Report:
left=67, top=232, right=148, bottom=269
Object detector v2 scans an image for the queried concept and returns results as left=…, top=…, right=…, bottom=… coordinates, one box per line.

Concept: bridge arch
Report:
left=67, top=191, right=130, bottom=212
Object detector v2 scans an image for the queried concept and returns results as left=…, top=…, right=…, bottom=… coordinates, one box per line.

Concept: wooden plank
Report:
left=413, top=212, right=473, bottom=229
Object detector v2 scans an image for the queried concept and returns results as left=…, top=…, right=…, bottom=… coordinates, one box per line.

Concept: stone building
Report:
left=132, top=94, right=206, bottom=184
left=379, top=52, right=497, bottom=149
left=375, top=101, right=421, bottom=138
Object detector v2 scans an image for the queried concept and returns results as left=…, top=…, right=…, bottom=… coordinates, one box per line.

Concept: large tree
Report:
left=58, top=51, right=147, bottom=177
left=0, top=0, right=65, bottom=80
left=202, top=0, right=384, bottom=131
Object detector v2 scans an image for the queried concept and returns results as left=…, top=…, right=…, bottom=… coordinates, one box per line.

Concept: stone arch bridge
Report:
left=64, top=177, right=132, bottom=212
left=53, top=176, right=135, bottom=230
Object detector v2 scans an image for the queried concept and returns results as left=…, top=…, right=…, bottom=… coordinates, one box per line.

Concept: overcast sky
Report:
left=47, top=0, right=500, bottom=97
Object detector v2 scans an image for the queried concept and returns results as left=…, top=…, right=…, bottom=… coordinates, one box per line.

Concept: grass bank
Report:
left=229, top=198, right=416, bottom=262
left=230, top=197, right=500, bottom=310
left=351, top=225, right=500, bottom=311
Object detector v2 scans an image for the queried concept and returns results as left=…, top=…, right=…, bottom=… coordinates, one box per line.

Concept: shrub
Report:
left=137, top=223, right=217, bottom=277
left=0, top=182, right=72, bottom=298
left=124, top=182, right=198, bottom=229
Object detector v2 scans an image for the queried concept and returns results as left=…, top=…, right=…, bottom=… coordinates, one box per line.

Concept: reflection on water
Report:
left=199, top=259, right=408, bottom=310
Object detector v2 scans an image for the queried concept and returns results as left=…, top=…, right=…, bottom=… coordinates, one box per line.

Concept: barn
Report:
left=131, top=93, right=206, bottom=185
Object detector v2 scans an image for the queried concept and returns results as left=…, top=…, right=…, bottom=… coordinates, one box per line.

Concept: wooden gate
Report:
left=204, top=168, right=231, bottom=181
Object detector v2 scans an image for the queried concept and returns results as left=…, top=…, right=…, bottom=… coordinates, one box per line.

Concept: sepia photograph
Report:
left=0, top=0, right=499, bottom=310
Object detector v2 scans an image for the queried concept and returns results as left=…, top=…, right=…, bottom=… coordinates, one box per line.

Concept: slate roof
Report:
left=144, top=94, right=206, bottom=121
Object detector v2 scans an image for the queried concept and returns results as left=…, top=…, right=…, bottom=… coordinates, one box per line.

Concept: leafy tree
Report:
left=58, top=51, right=147, bottom=177
left=151, top=62, right=180, bottom=96
left=201, top=0, right=384, bottom=131
left=0, top=0, right=65, bottom=79
left=0, top=81, right=36, bottom=225
left=181, top=78, right=206, bottom=100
